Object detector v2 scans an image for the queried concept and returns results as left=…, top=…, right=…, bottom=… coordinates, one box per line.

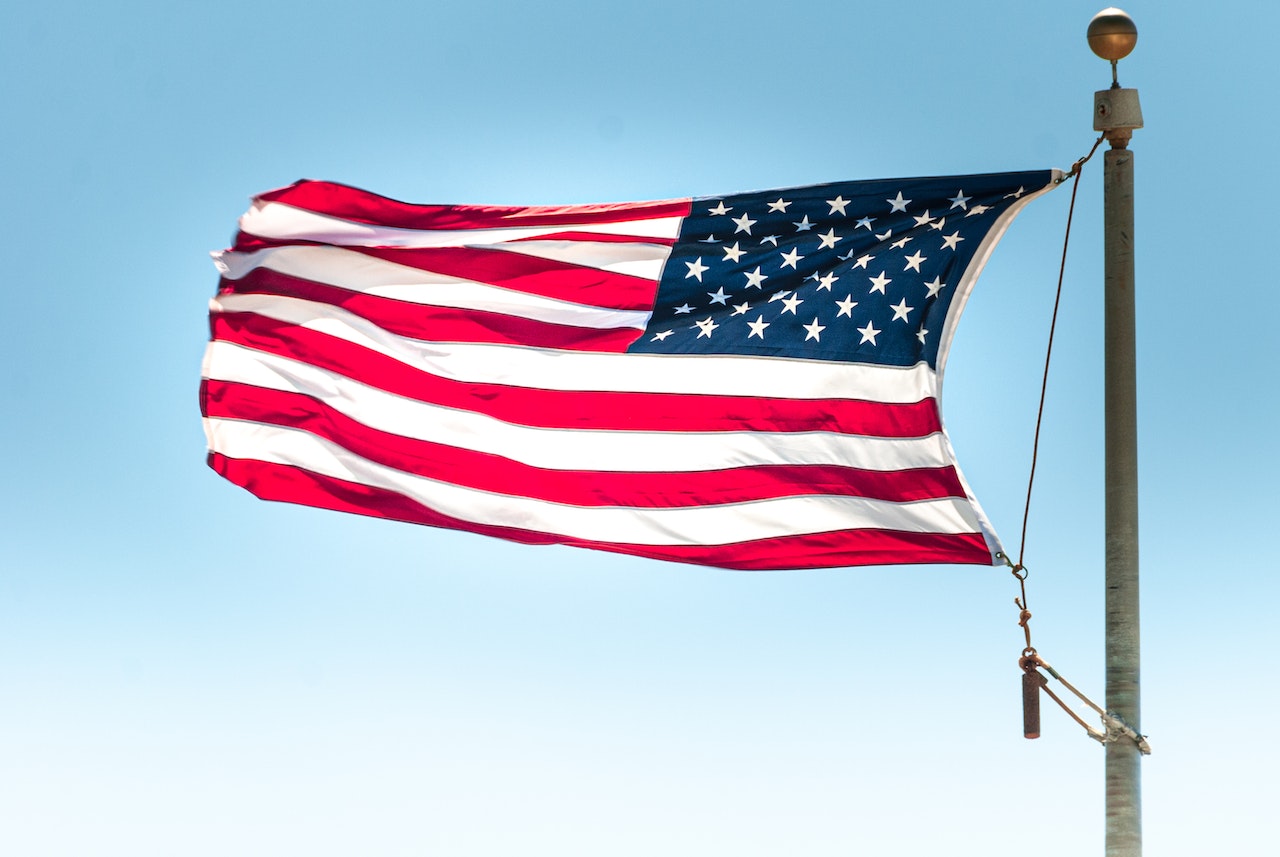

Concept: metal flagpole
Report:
left=1087, top=9, right=1144, bottom=857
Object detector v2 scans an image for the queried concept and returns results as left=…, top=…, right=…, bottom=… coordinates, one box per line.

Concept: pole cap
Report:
left=1088, top=8, right=1138, bottom=61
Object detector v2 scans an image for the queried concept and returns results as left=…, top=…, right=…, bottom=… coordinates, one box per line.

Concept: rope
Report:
left=1016, top=134, right=1105, bottom=572
left=1000, top=136, right=1106, bottom=666
left=1005, top=138, right=1151, bottom=756
left=998, top=139, right=1105, bottom=669
left=1024, top=653, right=1152, bottom=754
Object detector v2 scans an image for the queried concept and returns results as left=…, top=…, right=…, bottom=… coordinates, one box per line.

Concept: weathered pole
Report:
left=1088, top=9, right=1144, bottom=857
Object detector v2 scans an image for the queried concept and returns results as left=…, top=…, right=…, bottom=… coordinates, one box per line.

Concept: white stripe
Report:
left=205, top=418, right=983, bottom=545
left=927, top=177, right=1057, bottom=561
left=240, top=200, right=684, bottom=248
left=488, top=240, right=670, bottom=280
left=215, top=246, right=653, bottom=331
left=202, top=341, right=953, bottom=473
left=210, top=294, right=939, bottom=403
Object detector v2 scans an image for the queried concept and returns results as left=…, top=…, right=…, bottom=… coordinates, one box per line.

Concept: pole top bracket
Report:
left=1094, top=87, right=1143, bottom=146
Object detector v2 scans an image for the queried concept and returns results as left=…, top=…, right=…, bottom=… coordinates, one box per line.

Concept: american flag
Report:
left=202, top=171, right=1057, bottom=570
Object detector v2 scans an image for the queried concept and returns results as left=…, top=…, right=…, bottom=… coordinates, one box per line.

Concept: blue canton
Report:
left=628, top=170, right=1053, bottom=369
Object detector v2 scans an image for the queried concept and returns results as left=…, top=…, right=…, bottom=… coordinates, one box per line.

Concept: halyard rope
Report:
left=1016, top=134, right=1104, bottom=573
left=999, top=136, right=1148, bottom=753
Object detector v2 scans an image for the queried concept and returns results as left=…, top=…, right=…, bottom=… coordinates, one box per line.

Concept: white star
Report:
left=857, top=321, right=881, bottom=345
left=887, top=191, right=911, bottom=213
left=673, top=303, right=694, bottom=314
left=890, top=297, right=914, bottom=322
left=1005, top=186, right=1026, bottom=199
left=793, top=215, right=814, bottom=232
left=965, top=204, right=992, bottom=217
left=748, top=315, right=769, bottom=339
left=924, top=276, right=945, bottom=298
left=869, top=272, right=892, bottom=294
left=732, top=213, right=756, bottom=235
left=767, top=198, right=791, bottom=213
left=699, top=234, right=718, bottom=244
left=759, top=235, right=780, bottom=246
left=780, top=247, right=804, bottom=269
left=836, top=295, right=858, bottom=317
left=941, top=231, right=964, bottom=250
left=875, top=229, right=893, bottom=241
left=917, top=327, right=929, bottom=344
left=707, top=287, right=730, bottom=305
left=817, top=272, right=839, bottom=291
left=930, top=216, right=947, bottom=231
left=903, top=250, right=926, bottom=273
left=768, top=290, right=792, bottom=302
left=912, top=210, right=934, bottom=228
left=651, top=329, right=673, bottom=341
left=855, top=216, right=876, bottom=231
left=781, top=294, right=804, bottom=314
left=827, top=195, right=850, bottom=215
left=708, top=201, right=731, bottom=216
left=731, top=300, right=751, bottom=315
left=948, top=190, right=971, bottom=210
left=744, top=267, right=768, bottom=289
left=852, top=253, right=875, bottom=270
left=695, top=316, right=719, bottom=338
left=722, top=242, right=746, bottom=263
left=685, top=257, right=709, bottom=281
left=817, top=228, right=841, bottom=249
left=803, top=318, right=826, bottom=342
left=890, top=235, right=913, bottom=250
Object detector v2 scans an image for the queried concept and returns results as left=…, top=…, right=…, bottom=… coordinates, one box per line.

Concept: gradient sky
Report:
left=2, top=2, right=1275, bottom=854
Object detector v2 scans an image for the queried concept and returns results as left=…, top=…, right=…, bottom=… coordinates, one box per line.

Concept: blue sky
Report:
left=1, top=1, right=1274, bottom=854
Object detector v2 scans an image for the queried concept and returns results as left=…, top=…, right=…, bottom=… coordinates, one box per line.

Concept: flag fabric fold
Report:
left=202, top=171, right=1057, bottom=570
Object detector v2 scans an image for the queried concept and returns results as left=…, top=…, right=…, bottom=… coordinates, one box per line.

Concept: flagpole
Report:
left=1088, top=9, right=1144, bottom=857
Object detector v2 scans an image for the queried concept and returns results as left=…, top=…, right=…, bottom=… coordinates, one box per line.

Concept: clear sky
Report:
left=1, top=1, right=1273, bottom=854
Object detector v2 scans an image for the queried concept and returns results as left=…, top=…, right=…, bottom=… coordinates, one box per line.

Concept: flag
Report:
left=201, top=171, right=1058, bottom=570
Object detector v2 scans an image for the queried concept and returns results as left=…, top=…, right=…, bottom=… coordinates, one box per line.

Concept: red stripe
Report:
left=203, top=380, right=966, bottom=506
left=253, top=179, right=692, bottom=232
left=226, top=243, right=661, bottom=313
left=209, top=312, right=944, bottom=437
left=221, top=269, right=641, bottom=352
left=208, top=454, right=996, bottom=570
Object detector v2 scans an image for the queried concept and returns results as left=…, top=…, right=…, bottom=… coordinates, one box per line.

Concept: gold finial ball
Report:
left=1088, top=8, right=1138, bottom=61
